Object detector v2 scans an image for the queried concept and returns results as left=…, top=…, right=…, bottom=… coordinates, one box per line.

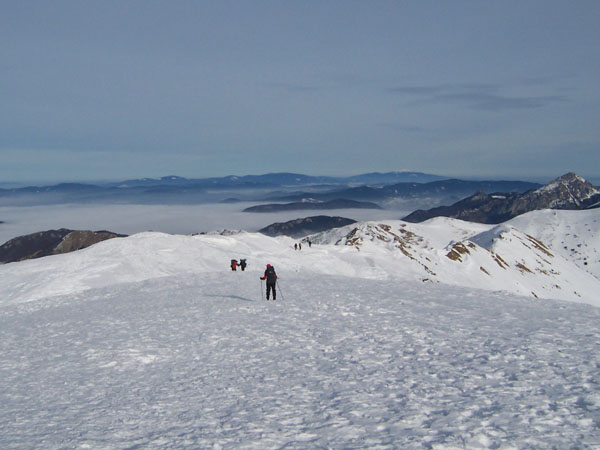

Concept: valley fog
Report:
left=0, top=203, right=409, bottom=244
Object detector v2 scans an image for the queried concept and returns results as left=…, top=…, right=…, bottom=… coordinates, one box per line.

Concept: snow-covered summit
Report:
left=533, top=172, right=599, bottom=207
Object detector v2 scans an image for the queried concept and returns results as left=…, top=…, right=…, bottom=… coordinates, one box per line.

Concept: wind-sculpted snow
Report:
left=1, top=273, right=599, bottom=449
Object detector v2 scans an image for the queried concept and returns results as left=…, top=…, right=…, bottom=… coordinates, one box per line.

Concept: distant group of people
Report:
left=230, top=258, right=247, bottom=271
left=229, top=237, right=315, bottom=301
left=294, top=239, right=311, bottom=251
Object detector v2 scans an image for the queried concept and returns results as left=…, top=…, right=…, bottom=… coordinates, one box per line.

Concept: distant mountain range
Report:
left=259, top=216, right=357, bottom=238
left=403, top=173, right=600, bottom=224
left=3, top=172, right=596, bottom=222
left=0, top=229, right=126, bottom=264
left=269, top=179, right=541, bottom=203
left=0, top=171, right=470, bottom=205
left=110, top=171, right=447, bottom=188
left=243, top=199, right=382, bottom=213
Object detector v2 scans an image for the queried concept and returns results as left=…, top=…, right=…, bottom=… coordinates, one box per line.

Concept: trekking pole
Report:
left=276, top=279, right=285, bottom=301
left=260, top=279, right=264, bottom=301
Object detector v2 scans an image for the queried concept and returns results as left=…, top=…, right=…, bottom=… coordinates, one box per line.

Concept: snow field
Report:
left=2, top=208, right=599, bottom=307
left=1, top=272, right=600, bottom=449
left=1, top=209, right=600, bottom=448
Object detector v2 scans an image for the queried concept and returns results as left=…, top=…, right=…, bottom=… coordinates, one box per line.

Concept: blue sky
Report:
left=2, top=1, right=599, bottom=183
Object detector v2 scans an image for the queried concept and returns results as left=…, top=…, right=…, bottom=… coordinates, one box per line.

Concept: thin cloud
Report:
left=389, top=83, right=568, bottom=111
left=436, top=92, right=567, bottom=111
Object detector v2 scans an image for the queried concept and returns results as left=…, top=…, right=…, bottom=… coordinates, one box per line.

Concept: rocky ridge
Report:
left=0, top=229, right=126, bottom=264
left=403, top=172, right=599, bottom=223
left=308, top=211, right=600, bottom=303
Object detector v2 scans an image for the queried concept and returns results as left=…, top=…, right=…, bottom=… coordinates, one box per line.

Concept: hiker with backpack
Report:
left=260, top=264, right=277, bottom=300
left=239, top=259, right=247, bottom=271
left=231, top=259, right=238, bottom=271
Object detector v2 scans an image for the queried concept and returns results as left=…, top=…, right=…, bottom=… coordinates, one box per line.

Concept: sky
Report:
left=2, top=0, right=599, bottom=183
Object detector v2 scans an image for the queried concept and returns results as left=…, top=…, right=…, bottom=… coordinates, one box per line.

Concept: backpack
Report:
left=265, top=265, right=276, bottom=283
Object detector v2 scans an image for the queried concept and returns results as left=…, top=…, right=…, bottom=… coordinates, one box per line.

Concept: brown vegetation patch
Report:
left=493, top=253, right=509, bottom=269
left=526, top=234, right=554, bottom=258
left=446, top=242, right=471, bottom=262
left=516, top=262, right=533, bottom=274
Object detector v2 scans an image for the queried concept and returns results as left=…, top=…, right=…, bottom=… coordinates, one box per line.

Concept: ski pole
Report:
left=276, top=279, right=285, bottom=301
left=260, top=279, right=264, bottom=301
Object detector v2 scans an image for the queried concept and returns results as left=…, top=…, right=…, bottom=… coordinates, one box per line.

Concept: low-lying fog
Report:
left=0, top=203, right=412, bottom=244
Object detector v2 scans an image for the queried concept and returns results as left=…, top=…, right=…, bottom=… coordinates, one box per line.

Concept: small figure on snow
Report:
left=294, top=243, right=298, bottom=250
left=239, top=259, right=247, bottom=271
left=230, top=259, right=238, bottom=271
left=260, top=264, right=277, bottom=300
left=298, top=242, right=302, bottom=250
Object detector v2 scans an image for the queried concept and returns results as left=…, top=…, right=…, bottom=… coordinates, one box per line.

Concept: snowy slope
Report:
left=1, top=210, right=600, bottom=448
left=1, top=209, right=599, bottom=307
left=2, top=272, right=600, bottom=449
left=507, top=209, right=599, bottom=278
left=310, top=210, right=600, bottom=305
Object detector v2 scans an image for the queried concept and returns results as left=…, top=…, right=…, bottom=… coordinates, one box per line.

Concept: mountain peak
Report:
left=534, top=172, right=599, bottom=207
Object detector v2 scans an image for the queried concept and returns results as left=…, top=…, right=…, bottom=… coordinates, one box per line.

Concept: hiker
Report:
left=298, top=242, right=302, bottom=250
left=230, top=259, right=238, bottom=271
left=294, top=243, right=298, bottom=250
left=240, top=259, right=247, bottom=271
left=260, top=264, right=277, bottom=300
left=308, top=239, right=312, bottom=248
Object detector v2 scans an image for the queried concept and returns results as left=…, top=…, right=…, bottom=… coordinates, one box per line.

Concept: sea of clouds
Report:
left=0, top=203, right=409, bottom=245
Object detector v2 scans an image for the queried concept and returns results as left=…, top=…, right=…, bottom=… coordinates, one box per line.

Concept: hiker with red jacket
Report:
left=260, top=264, right=277, bottom=300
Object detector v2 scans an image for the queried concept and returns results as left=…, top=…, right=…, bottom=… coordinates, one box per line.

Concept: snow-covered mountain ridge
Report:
left=1, top=208, right=598, bottom=307
left=310, top=209, right=599, bottom=305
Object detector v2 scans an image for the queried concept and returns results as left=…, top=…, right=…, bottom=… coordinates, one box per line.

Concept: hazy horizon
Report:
left=2, top=169, right=598, bottom=188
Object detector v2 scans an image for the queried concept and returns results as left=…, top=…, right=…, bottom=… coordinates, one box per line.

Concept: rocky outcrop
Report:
left=0, top=229, right=126, bottom=263
left=403, top=173, right=600, bottom=224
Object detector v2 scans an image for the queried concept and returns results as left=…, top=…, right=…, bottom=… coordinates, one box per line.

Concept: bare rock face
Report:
left=525, top=172, right=600, bottom=209
left=0, top=229, right=126, bottom=264
left=54, top=231, right=126, bottom=255
left=403, top=173, right=600, bottom=224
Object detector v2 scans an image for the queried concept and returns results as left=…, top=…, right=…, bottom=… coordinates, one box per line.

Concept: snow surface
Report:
left=2, top=211, right=599, bottom=307
left=309, top=210, right=600, bottom=305
left=1, top=209, right=600, bottom=448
